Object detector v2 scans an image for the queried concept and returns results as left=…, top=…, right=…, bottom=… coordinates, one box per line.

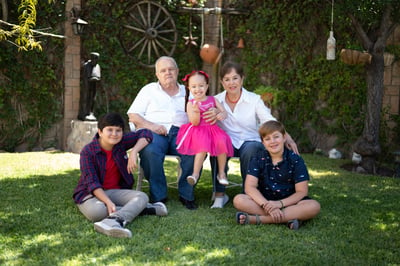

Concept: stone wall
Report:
left=383, top=25, right=400, bottom=136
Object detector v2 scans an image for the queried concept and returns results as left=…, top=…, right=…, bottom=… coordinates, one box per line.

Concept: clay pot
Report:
left=340, top=49, right=372, bottom=65
left=200, top=44, right=220, bottom=64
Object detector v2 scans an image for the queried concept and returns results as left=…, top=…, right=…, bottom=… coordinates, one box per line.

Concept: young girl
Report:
left=176, top=70, right=234, bottom=186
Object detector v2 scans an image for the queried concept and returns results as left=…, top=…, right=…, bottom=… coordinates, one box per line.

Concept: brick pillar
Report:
left=203, top=0, right=223, bottom=95
left=62, top=0, right=82, bottom=150
left=383, top=25, right=400, bottom=116
left=383, top=25, right=400, bottom=144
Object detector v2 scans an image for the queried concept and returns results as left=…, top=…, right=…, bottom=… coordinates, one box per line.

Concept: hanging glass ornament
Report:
left=326, top=0, right=336, bottom=60
left=327, top=31, right=336, bottom=60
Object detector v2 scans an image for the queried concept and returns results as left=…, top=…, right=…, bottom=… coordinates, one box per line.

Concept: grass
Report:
left=0, top=151, right=399, bottom=266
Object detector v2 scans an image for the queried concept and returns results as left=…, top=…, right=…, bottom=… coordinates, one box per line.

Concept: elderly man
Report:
left=127, top=56, right=198, bottom=209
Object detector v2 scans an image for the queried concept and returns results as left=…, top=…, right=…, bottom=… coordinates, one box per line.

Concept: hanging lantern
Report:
left=326, top=0, right=336, bottom=60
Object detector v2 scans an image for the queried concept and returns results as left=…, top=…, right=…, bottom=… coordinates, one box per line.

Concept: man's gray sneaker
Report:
left=210, top=194, right=229, bottom=209
left=148, top=202, right=168, bottom=216
left=94, top=217, right=132, bottom=238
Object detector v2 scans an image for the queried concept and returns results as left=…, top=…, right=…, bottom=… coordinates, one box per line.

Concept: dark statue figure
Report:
left=78, top=52, right=101, bottom=121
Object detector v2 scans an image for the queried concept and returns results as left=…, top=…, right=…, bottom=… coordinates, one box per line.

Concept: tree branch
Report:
left=379, top=4, right=393, bottom=39
left=0, top=19, right=65, bottom=39
left=375, top=4, right=398, bottom=52
left=348, top=13, right=372, bottom=51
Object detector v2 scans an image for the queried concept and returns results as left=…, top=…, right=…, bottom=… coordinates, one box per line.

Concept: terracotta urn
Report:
left=200, top=44, right=220, bottom=64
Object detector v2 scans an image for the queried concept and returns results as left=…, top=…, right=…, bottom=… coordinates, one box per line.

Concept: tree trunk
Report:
left=349, top=4, right=396, bottom=174
left=354, top=53, right=384, bottom=174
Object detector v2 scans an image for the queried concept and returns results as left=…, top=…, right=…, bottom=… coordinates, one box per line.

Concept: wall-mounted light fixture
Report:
left=71, top=7, right=88, bottom=35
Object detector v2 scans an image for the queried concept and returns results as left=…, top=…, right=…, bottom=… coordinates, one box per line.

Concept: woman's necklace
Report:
left=226, top=90, right=242, bottom=104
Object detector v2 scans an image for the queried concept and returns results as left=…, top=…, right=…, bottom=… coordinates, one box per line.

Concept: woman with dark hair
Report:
left=208, top=61, right=299, bottom=208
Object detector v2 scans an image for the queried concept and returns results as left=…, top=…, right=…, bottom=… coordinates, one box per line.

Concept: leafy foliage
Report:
left=0, top=0, right=399, bottom=164
left=0, top=0, right=64, bottom=150
left=0, top=0, right=57, bottom=50
left=80, top=0, right=203, bottom=116
left=228, top=1, right=367, bottom=153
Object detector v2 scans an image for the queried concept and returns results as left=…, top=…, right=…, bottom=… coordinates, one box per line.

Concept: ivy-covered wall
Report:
left=0, top=0, right=65, bottom=151
left=0, top=0, right=398, bottom=163
left=229, top=1, right=368, bottom=154
left=79, top=0, right=204, bottom=116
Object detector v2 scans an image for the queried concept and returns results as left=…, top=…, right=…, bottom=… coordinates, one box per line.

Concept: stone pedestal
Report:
left=66, top=120, right=98, bottom=153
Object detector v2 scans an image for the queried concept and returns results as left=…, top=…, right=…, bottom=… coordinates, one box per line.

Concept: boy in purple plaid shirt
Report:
left=73, top=112, right=168, bottom=238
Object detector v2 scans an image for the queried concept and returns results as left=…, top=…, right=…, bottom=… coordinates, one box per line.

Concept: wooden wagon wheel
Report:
left=119, top=1, right=178, bottom=68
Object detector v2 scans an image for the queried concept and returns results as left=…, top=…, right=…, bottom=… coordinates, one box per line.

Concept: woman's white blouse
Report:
left=214, top=88, right=276, bottom=149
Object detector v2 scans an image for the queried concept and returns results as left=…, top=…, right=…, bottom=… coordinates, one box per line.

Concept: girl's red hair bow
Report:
left=182, top=70, right=209, bottom=82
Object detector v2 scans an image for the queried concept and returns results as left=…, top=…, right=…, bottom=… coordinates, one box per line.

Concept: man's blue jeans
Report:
left=139, top=126, right=195, bottom=202
left=210, top=141, right=265, bottom=194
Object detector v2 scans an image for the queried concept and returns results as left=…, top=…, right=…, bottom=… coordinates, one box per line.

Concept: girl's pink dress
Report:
left=176, top=96, right=234, bottom=157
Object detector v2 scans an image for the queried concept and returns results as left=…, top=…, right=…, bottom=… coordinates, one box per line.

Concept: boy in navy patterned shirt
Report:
left=233, top=120, right=320, bottom=230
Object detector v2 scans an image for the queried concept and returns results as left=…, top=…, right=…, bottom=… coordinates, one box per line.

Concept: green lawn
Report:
left=0, top=151, right=399, bottom=265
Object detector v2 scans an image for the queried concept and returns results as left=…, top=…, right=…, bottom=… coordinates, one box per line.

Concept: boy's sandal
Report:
left=236, top=212, right=262, bottom=225
left=287, top=219, right=301, bottom=230
left=236, top=212, right=249, bottom=225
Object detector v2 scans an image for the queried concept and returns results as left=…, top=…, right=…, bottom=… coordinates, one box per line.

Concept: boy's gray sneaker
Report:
left=148, top=202, right=168, bottom=216
left=94, top=217, right=132, bottom=238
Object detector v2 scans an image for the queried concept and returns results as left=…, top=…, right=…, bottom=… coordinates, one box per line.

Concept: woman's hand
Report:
left=216, top=111, right=227, bottom=120
left=284, top=133, right=299, bottom=155
left=203, top=107, right=219, bottom=125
